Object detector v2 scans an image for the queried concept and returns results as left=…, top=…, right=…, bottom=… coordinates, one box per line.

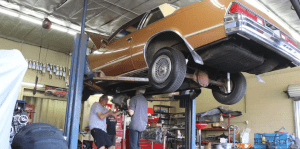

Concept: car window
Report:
left=143, top=8, right=164, bottom=27
left=113, top=21, right=140, bottom=41
left=108, top=13, right=145, bottom=43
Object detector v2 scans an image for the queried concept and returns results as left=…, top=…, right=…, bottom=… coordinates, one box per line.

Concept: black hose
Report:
left=291, top=0, right=300, bottom=19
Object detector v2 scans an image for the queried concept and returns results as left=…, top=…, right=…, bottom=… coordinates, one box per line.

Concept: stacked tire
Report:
left=11, top=123, right=67, bottom=149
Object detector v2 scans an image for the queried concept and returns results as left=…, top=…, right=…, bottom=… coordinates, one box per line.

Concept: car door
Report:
left=98, top=15, right=145, bottom=76
left=131, top=7, right=173, bottom=70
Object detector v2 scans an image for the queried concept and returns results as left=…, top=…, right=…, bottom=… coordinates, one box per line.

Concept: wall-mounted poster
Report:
left=45, top=86, right=68, bottom=98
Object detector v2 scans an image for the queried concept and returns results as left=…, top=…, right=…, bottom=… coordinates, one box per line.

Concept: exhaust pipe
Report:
left=185, top=71, right=226, bottom=87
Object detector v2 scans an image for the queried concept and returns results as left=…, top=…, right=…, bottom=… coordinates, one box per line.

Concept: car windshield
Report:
left=107, top=3, right=179, bottom=42
left=108, top=13, right=145, bottom=42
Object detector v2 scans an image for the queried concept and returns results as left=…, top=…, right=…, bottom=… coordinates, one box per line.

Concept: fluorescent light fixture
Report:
left=0, top=1, right=20, bottom=10
left=52, top=24, right=68, bottom=32
left=85, top=28, right=100, bottom=34
left=20, top=15, right=42, bottom=25
left=23, top=8, right=44, bottom=19
left=67, top=30, right=78, bottom=35
left=49, top=16, right=66, bottom=26
left=21, top=82, right=44, bottom=87
left=70, top=24, right=81, bottom=31
left=93, top=94, right=103, bottom=96
left=245, top=0, right=300, bottom=42
left=0, top=7, right=18, bottom=17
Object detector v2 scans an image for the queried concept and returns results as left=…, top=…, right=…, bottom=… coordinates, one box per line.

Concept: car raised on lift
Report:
left=85, top=0, right=300, bottom=105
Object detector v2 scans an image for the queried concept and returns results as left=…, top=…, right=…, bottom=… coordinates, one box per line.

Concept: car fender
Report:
left=144, top=29, right=204, bottom=67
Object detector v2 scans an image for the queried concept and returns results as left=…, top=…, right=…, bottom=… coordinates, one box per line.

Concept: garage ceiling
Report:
left=0, top=0, right=299, bottom=54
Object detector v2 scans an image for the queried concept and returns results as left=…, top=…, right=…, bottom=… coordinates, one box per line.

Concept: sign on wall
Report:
left=45, top=86, right=68, bottom=98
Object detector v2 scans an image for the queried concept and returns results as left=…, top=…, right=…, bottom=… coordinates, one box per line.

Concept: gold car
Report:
left=86, top=0, right=300, bottom=105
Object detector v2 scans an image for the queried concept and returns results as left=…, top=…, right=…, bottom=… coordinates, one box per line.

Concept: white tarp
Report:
left=0, top=49, right=28, bottom=149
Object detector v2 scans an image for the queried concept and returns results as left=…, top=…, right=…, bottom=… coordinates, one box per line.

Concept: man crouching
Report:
left=89, top=95, right=121, bottom=149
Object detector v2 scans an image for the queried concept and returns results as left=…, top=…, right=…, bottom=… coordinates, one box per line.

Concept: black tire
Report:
left=11, top=123, right=68, bottom=149
left=149, top=47, right=186, bottom=93
left=212, top=72, right=246, bottom=105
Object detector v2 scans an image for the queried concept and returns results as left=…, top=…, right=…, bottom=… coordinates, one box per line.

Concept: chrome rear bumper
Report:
left=224, top=14, right=300, bottom=66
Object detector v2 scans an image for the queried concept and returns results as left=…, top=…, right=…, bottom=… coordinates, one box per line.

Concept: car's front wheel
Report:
left=149, top=47, right=186, bottom=93
left=211, top=72, right=246, bottom=105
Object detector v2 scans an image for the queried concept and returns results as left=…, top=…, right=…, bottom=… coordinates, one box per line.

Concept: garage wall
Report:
left=0, top=37, right=71, bottom=88
left=23, top=96, right=67, bottom=130
left=0, top=37, right=72, bottom=130
left=193, top=66, right=300, bottom=144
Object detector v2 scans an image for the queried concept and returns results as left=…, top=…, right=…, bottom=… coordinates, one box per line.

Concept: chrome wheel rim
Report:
left=152, top=55, right=172, bottom=84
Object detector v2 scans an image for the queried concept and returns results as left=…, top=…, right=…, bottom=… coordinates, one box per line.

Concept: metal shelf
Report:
left=160, top=117, right=170, bottom=120
left=153, top=105, right=175, bottom=108
left=154, top=112, right=172, bottom=114
left=202, top=128, right=234, bottom=131
left=170, top=127, right=185, bottom=130
left=171, top=116, right=185, bottom=119
left=196, top=114, right=236, bottom=118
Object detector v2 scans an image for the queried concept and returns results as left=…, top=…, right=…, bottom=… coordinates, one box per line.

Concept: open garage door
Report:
left=288, top=85, right=300, bottom=138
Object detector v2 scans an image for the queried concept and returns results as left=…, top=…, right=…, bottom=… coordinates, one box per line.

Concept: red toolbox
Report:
left=116, top=131, right=123, bottom=137
left=116, top=123, right=123, bottom=131
left=115, top=142, right=121, bottom=149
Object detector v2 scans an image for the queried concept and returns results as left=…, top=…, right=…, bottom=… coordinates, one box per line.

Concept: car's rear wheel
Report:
left=211, top=72, right=246, bottom=105
left=149, top=47, right=186, bottom=93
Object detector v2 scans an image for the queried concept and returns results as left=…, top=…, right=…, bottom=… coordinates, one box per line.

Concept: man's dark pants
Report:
left=129, top=129, right=142, bottom=149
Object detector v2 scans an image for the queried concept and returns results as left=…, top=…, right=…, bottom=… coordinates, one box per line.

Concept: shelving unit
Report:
left=153, top=105, right=175, bottom=126
left=198, top=114, right=236, bottom=145
left=167, top=114, right=237, bottom=146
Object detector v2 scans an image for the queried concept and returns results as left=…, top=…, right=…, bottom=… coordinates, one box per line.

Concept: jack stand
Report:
left=175, top=89, right=201, bottom=149
left=122, top=112, right=127, bottom=149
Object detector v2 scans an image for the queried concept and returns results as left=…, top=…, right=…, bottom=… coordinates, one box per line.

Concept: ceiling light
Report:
left=20, top=15, right=42, bottom=25
left=22, top=82, right=44, bottom=87
left=93, top=94, right=103, bottom=96
left=67, top=30, right=78, bottom=35
left=52, top=24, right=68, bottom=32
left=0, top=7, right=18, bottom=17
left=0, top=1, right=20, bottom=10
left=23, top=8, right=44, bottom=19
left=49, top=16, right=66, bottom=26
left=85, top=28, right=100, bottom=34
left=70, top=24, right=81, bottom=31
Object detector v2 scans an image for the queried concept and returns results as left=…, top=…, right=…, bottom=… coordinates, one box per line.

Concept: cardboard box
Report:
left=204, top=123, right=213, bottom=129
left=151, top=123, right=162, bottom=128
left=212, top=123, right=221, bottom=128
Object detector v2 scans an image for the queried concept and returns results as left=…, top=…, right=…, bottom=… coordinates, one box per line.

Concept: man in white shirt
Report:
left=89, top=95, right=121, bottom=149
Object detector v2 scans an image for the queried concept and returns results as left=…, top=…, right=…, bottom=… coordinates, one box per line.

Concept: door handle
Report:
left=126, top=37, right=132, bottom=41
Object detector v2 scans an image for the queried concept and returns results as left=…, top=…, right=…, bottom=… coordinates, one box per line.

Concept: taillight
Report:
left=281, top=32, right=297, bottom=47
left=229, top=4, right=264, bottom=26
